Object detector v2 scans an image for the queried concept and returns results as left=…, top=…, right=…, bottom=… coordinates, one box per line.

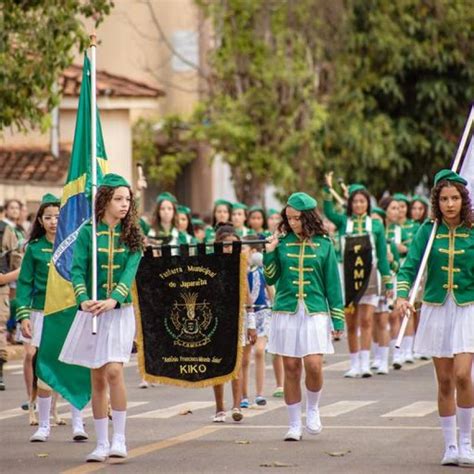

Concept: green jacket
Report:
left=72, top=221, right=142, bottom=306
left=263, top=232, right=345, bottom=330
left=323, top=191, right=392, bottom=289
left=385, top=223, right=410, bottom=272
left=398, top=220, right=474, bottom=305
left=401, top=219, right=418, bottom=246
left=16, top=235, right=53, bottom=321
left=147, top=226, right=188, bottom=246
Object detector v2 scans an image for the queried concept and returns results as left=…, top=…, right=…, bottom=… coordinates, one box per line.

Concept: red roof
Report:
left=60, top=64, right=165, bottom=98
left=0, top=146, right=70, bottom=183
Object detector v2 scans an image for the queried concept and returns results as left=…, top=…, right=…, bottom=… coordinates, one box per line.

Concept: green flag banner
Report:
left=37, top=54, right=108, bottom=409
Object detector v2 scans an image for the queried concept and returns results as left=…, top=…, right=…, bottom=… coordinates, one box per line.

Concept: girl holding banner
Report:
left=59, top=174, right=143, bottom=463
left=323, top=179, right=393, bottom=378
left=264, top=192, right=344, bottom=441
left=397, top=170, right=474, bottom=467
left=16, top=194, right=88, bottom=443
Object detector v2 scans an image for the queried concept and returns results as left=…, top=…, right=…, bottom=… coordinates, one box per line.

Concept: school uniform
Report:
left=59, top=221, right=142, bottom=369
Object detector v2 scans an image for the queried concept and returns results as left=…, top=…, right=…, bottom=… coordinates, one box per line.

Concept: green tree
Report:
left=194, top=0, right=342, bottom=204
left=325, top=0, right=474, bottom=196
left=0, top=0, right=113, bottom=131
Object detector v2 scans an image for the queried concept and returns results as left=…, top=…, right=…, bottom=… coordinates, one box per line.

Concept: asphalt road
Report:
left=0, top=340, right=460, bottom=474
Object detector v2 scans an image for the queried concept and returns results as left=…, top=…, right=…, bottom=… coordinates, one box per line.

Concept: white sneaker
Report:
left=109, top=435, right=127, bottom=458
left=370, top=360, right=380, bottom=370
left=361, top=367, right=373, bottom=378
left=404, top=353, right=415, bottom=364
left=212, top=411, right=226, bottom=423
left=344, top=367, right=360, bottom=378
left=441, top=445, right=458, bottom=466
left=392, top=355, right=403, bottom=370
left=30, top=426, right=50, bottom=442
left=306, top=408, right=322, bottom=435
left=284, top=425, right=302, bottom=441
left=458, top=445, right=474, bottom=466
left=376, top=362, right=389, bottom=375
left=139, top=380, right=149, bottom=389
left=86, top=443, right=110, bottom=462
left=72, top=425, right=89, bottom=441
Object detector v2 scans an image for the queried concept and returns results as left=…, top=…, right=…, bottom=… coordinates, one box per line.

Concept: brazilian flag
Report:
left=37, top=55, right=108, bottom=409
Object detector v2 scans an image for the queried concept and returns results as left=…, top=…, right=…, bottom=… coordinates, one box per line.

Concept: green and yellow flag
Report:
left=37, top=55, right=108, bottom=409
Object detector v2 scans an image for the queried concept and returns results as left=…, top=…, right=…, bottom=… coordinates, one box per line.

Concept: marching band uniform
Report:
left=397, top=170, right=474, bottom=466
left=232, top=202, right=251, bottom=238
left=59, top=174, right=142, bottom=462
left=324, top=185, right=392, bottom=377
left=394, top=193, right=418, bottom=246
left=264, top=192, right=344, bottom=441
left=16, top=194, right=87, bottom=442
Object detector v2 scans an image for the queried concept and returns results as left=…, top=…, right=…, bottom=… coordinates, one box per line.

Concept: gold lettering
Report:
left=355, top=256, right=364, bottom=266
left=354, top=269, right=364, bottom=279
left=354, top=244, right=362, bottom=254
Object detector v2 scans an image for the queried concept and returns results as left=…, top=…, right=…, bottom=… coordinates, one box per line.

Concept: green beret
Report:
left=232, top=202, right=248, bottom=211
left=287, top=192, right=317, bottom=211
left=177, top=205, right=191, bottom=215
left=434, top=169, right=467, bottom=187
left=156, top=191, right=178, bottom=204
left=371, top=206, right=386, bottom=218
left=100, top=173, right=130, bottom=189
left=191, top=218, right=205, bottom=226
left=267, top=208, right=280, bottom=217
left=41, top=193, right=60, bottom=205
left=248, top=205, right=264, bottom=213
left=348, top=184, right=367, bottom=196
left=411, top=194, right=430, bottom=207
left=214, top=199, right=232, bottom=208
left=393, top=193, right=410, bottom=204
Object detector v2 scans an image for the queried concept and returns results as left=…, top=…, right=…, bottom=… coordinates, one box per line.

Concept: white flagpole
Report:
left=396, top=105, right=474, bottom=348
left=90, top=33, right=98, bottom=335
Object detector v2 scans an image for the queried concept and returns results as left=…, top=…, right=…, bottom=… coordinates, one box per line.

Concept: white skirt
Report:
left=268, top=303, right=334, bottom=357
left=414, top=295, right=474, bottom=358
left=16, top=311, right=44, bottom=347
left=59, top=306, right=135, bottom=369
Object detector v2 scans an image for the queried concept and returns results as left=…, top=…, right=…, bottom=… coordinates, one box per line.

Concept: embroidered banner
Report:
left=343, top=235, right=373, bottom=307
left=134, top=244, right=245, bottom=387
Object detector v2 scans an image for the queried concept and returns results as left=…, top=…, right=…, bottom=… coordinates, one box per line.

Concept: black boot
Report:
left=0, top=359, right=5, bottom=390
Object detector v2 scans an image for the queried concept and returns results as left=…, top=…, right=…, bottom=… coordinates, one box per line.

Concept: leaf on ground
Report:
left=179, top=409, right=193, bottom=415
left=260, top=461, right=297, bottom=468
left=37, top=453, right=49, bottom=458
left=325, top=450, right=351, bottom=457
left=235, top=440, right=251, bottom=444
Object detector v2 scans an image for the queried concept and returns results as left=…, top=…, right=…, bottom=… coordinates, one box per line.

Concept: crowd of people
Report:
left=1, top=167, right=474, bottom=467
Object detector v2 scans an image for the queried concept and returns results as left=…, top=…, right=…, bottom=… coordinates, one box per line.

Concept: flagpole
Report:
left=90, top=33, right=98, bottom=336
left=396, top=105, right=474, bottom=348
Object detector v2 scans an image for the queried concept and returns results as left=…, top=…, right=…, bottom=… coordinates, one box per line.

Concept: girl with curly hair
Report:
left=398, top=170, right=474, bottom=466
left=59, top=174, right=143, bottom=463
left=264, top=192, right=344, bottom=441
left=324, top=179, right=393, bottom=378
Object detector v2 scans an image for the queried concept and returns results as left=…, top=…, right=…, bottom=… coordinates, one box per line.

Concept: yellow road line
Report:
left=61, top=425, right=222, bottom=474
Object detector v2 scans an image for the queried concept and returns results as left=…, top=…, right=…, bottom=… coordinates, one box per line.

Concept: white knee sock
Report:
left=379, top=346, right=389, bottom=365
left=38, top=396, right=52, bottom=429
left=372, top=343, right=379, bottom=359
left=440, top=415, right=457, bottom=450
left=391, top=339, right=401, bottom=360
left=287, top=402, right=302, bottom=429
left=306, top=389, right=321, bottom=412
left=94, top=417, right=109, bottom=446
left=349, top=352, right=360, bottom=370
left=402, top=336, right=414, bottom=355
left=112, top=409, right=127, bottom=439
left=457, top=407, right=472, bottom=448
left=360, top=350, right=370, bottom=370
left=71, top=405, right=84, bottom=430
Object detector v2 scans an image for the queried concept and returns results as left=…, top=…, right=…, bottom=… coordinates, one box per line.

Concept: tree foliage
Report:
left=187, top=0, right=474, bottom=201
left=0, top=0, right=113, bottom=131
left=132, top=116, right=197, bottom=188
left=325, top=0, right=474, bottom=196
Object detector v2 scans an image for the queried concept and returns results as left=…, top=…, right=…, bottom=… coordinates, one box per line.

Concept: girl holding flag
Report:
left=59, top=174, right=143, bottom=462
left=17, top=194, right=88, bottom=443
left=397, top=170, right=474, bottom=466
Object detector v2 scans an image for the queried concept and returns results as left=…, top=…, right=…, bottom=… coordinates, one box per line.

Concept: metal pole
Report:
left=90, top=34, right=98, bottom=335
left=396, top=105, right=474, bottom=348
